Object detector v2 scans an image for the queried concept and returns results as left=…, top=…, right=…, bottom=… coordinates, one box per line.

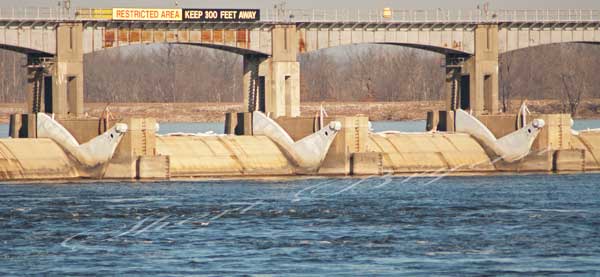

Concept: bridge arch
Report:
left=501, top=41, right=600, bottom=55
left=83, top=41, right=270, bottom=57
left=498, top=25, right=600, bottom=54
left=297, top=24, right=476, bottom=55
left=0, top=20, right=59, bottom=55
left=300, top=42, right=471, bottom=56
left=0, top=44, right=53, bottom=56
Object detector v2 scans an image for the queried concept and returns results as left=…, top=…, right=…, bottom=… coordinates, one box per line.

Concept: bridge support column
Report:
left=242, top=25, right=300, bottom=118
left=52, top=22, right=84, bottom=118
left=445, top=24, right=499, bottom=116
left=25, top=55, right=51, bottom=114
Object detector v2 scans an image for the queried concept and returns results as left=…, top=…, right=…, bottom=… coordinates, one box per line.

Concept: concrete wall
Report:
left=0, top=138, right=78, bottom=180
left=52, top=23, right=84, bottom=117
left=367, top=133, right=495, bottom=173
left=156, top=135, right=293, bottom=177
left=571, top=132, right=600, bottom=171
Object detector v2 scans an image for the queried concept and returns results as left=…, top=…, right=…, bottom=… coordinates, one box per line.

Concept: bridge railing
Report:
left=0, top=7, right=72, bottom=20
left=0, top=7, right=599, bottom=23
left=263, top=9, right=600, bottom=23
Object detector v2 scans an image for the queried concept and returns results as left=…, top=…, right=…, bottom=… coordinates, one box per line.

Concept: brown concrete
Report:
left=138, top=155, right=170, bottom=179
left=571, top=132, right=600, bottom=171
left=554, top=149, right=586, bottom=172
left=351, top=152, right=384, bottom=175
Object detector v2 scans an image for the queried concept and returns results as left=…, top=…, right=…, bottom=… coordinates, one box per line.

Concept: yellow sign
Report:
left=112, top=8, right=183, bottom=21
left=75, top=9, right=113, bottom=20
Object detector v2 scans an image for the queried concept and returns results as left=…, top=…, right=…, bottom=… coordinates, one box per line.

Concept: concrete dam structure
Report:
left=1, top=8, right=600, bottom=180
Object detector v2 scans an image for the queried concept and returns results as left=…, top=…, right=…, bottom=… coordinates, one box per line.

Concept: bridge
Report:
left=1, top=8, right=600, bottom=120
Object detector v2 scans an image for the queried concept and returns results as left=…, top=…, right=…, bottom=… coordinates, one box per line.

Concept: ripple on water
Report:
left=0, top=174, right=600, bottom=275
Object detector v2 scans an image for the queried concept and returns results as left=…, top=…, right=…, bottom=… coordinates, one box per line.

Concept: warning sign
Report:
left=183, top=9, right=260, bottom=22
left=112, top=8, right=183, bottom=21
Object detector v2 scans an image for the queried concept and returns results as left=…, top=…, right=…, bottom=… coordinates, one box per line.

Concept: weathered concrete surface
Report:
left=53, top=23, right=84, bottom=117
left=351, top=152, right=385, bottom=175
left=0, top=138, right=78, bottom=180
left=156, top=135, right=293, bottom=177
left=138, top=155, right=170, bottom=179
left=367, top=133, right=495, bottom=173
left=571, top=131, right=600, bottom=171
left=103, top=118, right=157, bottom=179
left=553, top=149, right=586, bottom=172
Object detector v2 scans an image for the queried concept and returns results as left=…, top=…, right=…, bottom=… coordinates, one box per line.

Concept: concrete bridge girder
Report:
left=498, top=25, right=600, bottom=54
left=0, top=22, right=57, bottom=55
left=80, top=23, right=274, bottom=56
left=297, top=25, right=477, bottom=55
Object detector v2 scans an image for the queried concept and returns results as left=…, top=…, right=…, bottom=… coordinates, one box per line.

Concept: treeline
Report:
left=499, top=43, right=600, bottom=114
left=0, top=43, right=599, bottom=113
left=299, top=45, right=445, bottom=102
left=0, top=50, right=27, bottom=103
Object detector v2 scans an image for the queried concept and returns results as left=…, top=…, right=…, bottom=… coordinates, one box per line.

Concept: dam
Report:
left=2, top=7, right=600, bottom=180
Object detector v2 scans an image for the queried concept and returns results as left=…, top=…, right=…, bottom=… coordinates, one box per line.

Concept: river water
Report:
left=0, top=120, right=600, bottom=275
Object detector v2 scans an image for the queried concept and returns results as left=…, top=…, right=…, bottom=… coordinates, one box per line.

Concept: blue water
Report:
left=1, top=175, right=600, bottom=275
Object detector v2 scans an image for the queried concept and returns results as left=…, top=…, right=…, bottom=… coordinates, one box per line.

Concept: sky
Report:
left=1, top=0, right=599, bottom=10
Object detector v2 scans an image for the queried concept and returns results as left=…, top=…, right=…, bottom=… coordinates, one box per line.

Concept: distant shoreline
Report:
left=1, top=100, right=599, bottom=123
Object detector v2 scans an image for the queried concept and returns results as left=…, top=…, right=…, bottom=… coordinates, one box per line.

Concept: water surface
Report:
left=1, top=175, right=599, bottom=275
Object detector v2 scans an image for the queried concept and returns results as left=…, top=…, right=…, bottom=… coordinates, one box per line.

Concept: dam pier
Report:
left=1, top=8, right=600, bottom=180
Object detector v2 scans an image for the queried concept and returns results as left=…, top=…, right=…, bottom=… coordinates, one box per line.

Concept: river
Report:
left=0, top=120, right=599, bottom=275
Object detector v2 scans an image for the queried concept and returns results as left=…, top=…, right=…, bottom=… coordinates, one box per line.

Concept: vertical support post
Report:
left=25, top=57, right=43, bottom=114
left=242, top=55, right=267, bottom=113
left=469, top=24, right=499, bottom=115
left=241, top=25, right=299, bottom=118
left=52, top=22, right=84, bottom=118
left=270, top=24, right=300, bottom=118
left=444, top=55, right=463, bottom=111
left=446, top=24, right=499, bottom=116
